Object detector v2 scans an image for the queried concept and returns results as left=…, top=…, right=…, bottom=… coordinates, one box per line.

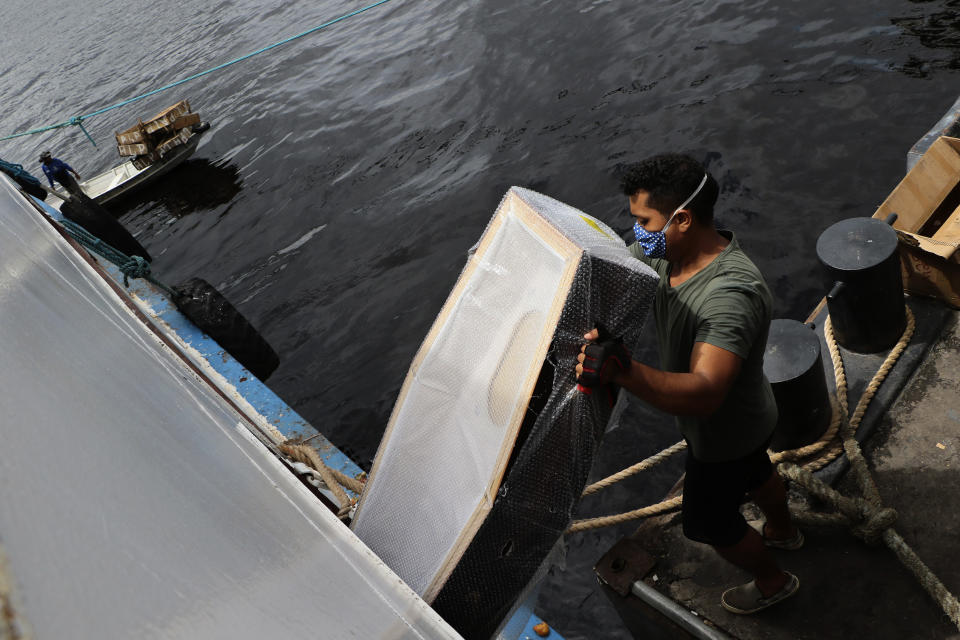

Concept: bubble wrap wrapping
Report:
left=351, top=187, right=658, bottom=638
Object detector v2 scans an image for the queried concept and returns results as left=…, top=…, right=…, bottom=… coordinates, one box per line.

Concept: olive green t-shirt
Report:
left=629, top=231, right=777, bottom=462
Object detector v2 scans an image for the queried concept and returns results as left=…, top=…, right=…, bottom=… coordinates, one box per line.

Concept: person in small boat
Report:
left=576, top=153, right=802, bottom=615
left=39, top=151, right=84, bottom=197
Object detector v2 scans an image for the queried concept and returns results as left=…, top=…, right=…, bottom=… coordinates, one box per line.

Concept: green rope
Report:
left=58, top=217, right=175, bottom=294
left=0, top=159, right=43, bottom=187
left=1, top=0, right=397, bottom=145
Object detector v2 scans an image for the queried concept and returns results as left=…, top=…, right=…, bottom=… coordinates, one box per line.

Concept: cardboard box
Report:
left=142, top=100, right=192, bottom=134
left=873, top=136, right=960, bottom=308
left=114, top=100, right=200, bottom=164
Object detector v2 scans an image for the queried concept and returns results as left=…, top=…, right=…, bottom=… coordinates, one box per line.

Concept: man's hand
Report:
left=576, top=329, right=632, bottom=389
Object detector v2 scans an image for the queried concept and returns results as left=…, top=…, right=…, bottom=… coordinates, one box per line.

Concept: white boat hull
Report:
left=83, top=131, right=203, bottom=205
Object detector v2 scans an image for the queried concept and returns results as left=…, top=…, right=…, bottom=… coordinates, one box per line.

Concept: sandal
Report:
left=762, top=524, right=804, bottom=550
left=721, top=572, right=799, bottom=614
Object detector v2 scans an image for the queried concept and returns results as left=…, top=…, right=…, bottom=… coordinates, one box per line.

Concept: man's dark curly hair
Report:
left=618, top=153, right=719, bottom=225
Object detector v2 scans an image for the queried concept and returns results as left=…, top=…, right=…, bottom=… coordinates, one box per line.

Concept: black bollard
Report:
left=816, top=215, right=906, bottom=353
left=763, top=319, right=832, bottom=451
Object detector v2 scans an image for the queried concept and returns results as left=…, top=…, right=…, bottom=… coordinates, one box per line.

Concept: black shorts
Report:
left=681, top=438, right=773, bottom=547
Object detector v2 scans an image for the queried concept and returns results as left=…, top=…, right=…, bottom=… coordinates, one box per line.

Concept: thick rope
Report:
left=778, top=459, right=960, bottom=626
left=57, top=218, right=178, bottom=295
left=883, top=528, right=960, bottom=626
left=567, top=496, right=682, bottom=534
left=581, top=440, right=687, bottom=497
left=566, top=373, right=844, bottom=532
left=568, top=306, right=960, bottom=629
left=781, top=307, right=960, bottom=629
left=0, top=0, right=397, bottom=145
left=566, top=308, right=908, bottom=528
left=824, top=309, right=915, bottom=506
left=279, top=443, right=365, bottom=518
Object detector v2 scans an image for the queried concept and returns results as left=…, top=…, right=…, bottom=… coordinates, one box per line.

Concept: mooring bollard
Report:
left=763, top=319, right=832, bottom=451
left=816, top=214, right=906, bottom=353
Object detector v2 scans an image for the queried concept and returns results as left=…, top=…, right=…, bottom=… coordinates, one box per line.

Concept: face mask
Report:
left=633, top=173, right=709, bottom=259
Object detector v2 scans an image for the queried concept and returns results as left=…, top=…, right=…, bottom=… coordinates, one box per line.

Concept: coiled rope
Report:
left=783, top=308, right=960, bottom=628
left=0, top=160, right=43, bottom=189
left=568, top=306, right=960, bottom=630
left=279, top=443, right=366, bottom=519
left=568, top=310, right=913, bottom=531
left=57, top=218, right=175, bottom=292
left=0, top=0, right=397, bottom=146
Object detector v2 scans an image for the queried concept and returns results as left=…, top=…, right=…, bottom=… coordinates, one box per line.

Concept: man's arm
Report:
left=613, top=341, right=742, bottom=417
left=577, top=329, right=742, bottom=418
left=60, top=160, right=80, bottom=179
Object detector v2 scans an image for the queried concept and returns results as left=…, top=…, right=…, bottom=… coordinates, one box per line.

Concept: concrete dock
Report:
left=595, top=297, right=960, bottom=639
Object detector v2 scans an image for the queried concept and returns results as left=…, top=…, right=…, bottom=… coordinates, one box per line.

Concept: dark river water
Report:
left=2, top=0, right=958, bottom=637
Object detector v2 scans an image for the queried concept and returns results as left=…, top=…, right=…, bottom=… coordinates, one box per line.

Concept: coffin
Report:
left=351, top=187, right=658, bottom=638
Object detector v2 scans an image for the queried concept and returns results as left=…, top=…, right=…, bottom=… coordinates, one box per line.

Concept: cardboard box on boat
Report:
left=115, top=111, right=199, bottom=148
left=154, top=127, right=193, bottom=157
left=116, top=121, right=148, bottom=146
left=117, top=140, right=151, bottom=156
left=142, top=100, right=193, bottom=134
left=114, top=100, right=200, bottom=165
left=872, top=135, right=960, bottom=308
left=171, top=112, right=201, bottom=131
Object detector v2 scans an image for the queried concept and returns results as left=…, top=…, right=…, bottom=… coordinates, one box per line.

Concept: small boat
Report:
left=48, top=99, right=210, bottom=207
left=80, top=122, right=208, bottom=205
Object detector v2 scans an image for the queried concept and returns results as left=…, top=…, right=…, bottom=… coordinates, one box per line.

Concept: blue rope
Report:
left=0, top=159, right=43, bottom=188
left=0, top=0, right=396, bottom=144
left=58, top=217, right=174, bottom=292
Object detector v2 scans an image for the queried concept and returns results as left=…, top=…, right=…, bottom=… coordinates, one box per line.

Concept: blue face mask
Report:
left=633, top=173, right=709, bottom=259
left=633, top=218, right=673, bottom=259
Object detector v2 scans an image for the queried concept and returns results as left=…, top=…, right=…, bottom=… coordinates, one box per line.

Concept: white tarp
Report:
left=0, top=176, right=461, bottom=640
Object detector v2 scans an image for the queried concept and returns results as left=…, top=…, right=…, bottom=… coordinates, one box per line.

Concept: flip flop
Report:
left=721, top=572, right=800, bottom=615
left=762, top=524, right=805, bottom=550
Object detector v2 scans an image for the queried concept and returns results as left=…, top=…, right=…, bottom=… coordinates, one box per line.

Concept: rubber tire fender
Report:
left=16, top=177, right=48, bottom=201
left=171, top=277, right=280, bottom=381
left=60, top=195, right=152, bottom=261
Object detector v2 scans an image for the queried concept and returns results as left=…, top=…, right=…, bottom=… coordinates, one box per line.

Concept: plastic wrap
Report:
left=352, top=187, right=658, bottom=637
